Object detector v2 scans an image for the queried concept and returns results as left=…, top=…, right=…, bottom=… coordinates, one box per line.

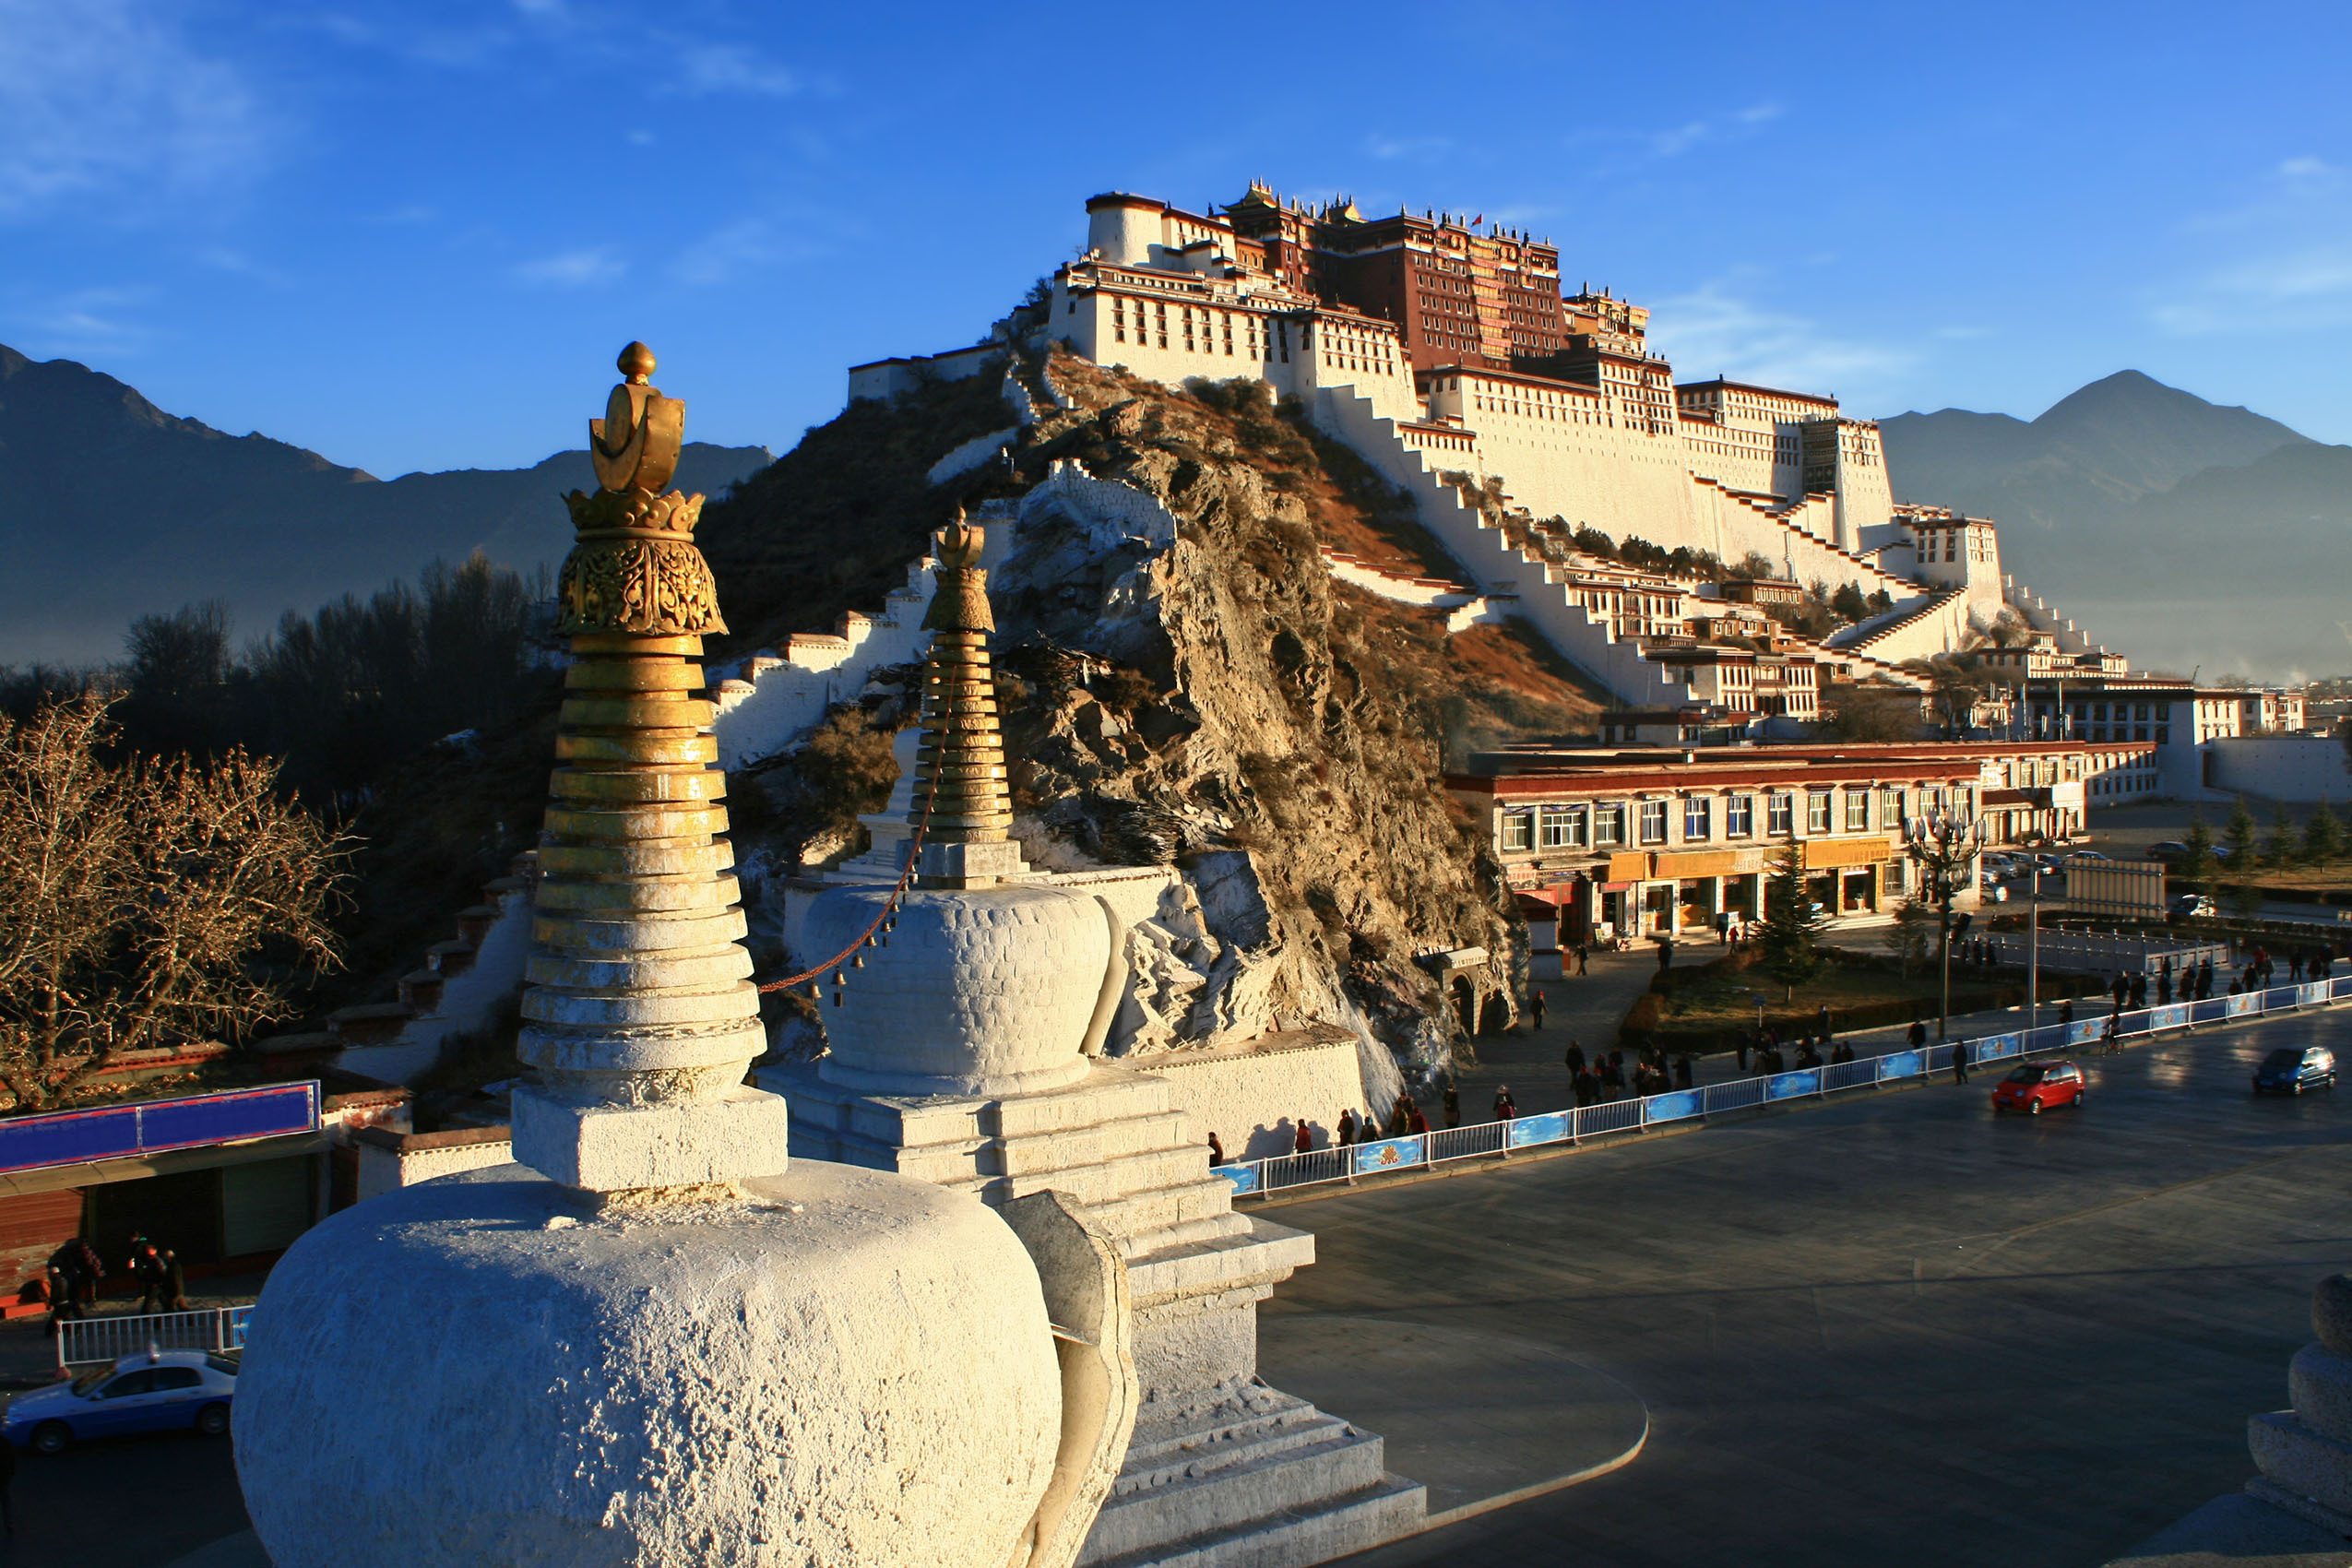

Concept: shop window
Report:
left=1539, top=806, right=1586, bottom=849
left=1767, top=793, right=1793, bottom=835
left=1845, top=791, right=1870, bottom=832
left=1881, top=786, right=1906, bottom=823
left=1594, top=804, right=1626, bottom=847
left=1727, top=795, right=1753, bottom=837
left=1640, top=801, right=1669, bottom=845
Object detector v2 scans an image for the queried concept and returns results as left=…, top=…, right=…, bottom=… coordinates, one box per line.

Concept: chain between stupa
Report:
left=508, top=341, right=784, bottom=1194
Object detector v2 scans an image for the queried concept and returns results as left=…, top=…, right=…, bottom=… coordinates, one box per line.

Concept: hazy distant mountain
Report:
left=0, top=345, right=772, bottom=666
left=1879, top=371, right=2348, bottom=680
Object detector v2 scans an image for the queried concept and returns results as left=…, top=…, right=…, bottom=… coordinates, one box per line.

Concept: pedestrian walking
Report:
left=1443, top=1081, right=1461, bottom=1129
left=1207, top=1131, right=1225, bottom=1166
left=1575, top=944, right=1590, bottom=976
left=2060, top=998, right=2074, bottom=1027
left=1657, top=936, right=1675, bottom=972
left=1492, top=1086, right=1518, bottom=1121
left=1530, top=989, right=1548, bottom=1028
left=1953, top=1038, right=1972, bottom=1084
left=1336, top=1109, right=1356, bottom=1146
left=1407, top=1099, right=1431, bottom=1135
left=1563, top=1040, right=1586, bottom=1075
left=1735, top=1031, right=1751, bottom=1073
left=127, top=1234, right=178, bottom=1314
left=1906, top=1019, right=1928, bottom=1051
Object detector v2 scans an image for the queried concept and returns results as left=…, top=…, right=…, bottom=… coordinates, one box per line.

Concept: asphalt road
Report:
left=1265, top=1010, right=2352, bottom=1568
left=0, top=1420, right=244, bottom=1567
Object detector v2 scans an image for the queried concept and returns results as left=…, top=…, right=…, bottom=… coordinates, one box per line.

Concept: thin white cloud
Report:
left=0, top=0, right=269, bottom=219
left=514, top=247, right=626, bottom=287
left=2156, top=157, right=2352, bottom=335
left=1365, top=134, right=1454, bottom=164
left=1649, top=102, right=1782, bottom=158
left=1647, top=280, right=1915, bottom=401
left=674, top=42, right=798, bottom=97
left=6, top=285, right=160, bottom=357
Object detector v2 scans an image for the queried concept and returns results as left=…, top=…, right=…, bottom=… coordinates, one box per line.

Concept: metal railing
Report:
left=54, top=1305, right=253, bottom=1373
left=1213, top=973, right=2352, bottom=1200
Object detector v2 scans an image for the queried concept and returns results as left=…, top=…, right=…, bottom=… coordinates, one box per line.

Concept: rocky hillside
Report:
left=716, top=349, right=1603, bottom=1075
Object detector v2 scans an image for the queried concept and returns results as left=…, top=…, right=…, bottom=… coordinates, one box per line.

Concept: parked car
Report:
left=2144, top=841, right=2193, bottom=864
left=2253, top=1046, right=2337, bottom=1096
left=1992, top=1061, right=2086, bottom=1115
left=2169, top=893, right=2217, bottom=921
left=2063, top=850, right=2110, bottom=865
left=1, top=1349, right=236, bottom=1455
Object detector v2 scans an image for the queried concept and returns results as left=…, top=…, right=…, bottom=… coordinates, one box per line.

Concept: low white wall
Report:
left=1139, top=1031, right=1367, bottom=1162
left=352, top=1127, right=514, bottom=1203
left=2207, top=736, right=2352, bottom=803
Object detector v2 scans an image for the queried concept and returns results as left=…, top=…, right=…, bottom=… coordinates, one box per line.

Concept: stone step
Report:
left=1084, top=1420, right=1401, bottom=1568
left=397, top=968, right=445, bottom=1015
left=455, top=905, right=502, bottom=945
left=996, top=1109, right=1201, bottom=1177
left=1062, top=1174, right=1239, bottom=1244
left=2250, top=1410, right=2352, bottom=1517
left=980, top=1142, right=1232, bottom=1215
left=327, top=1003, right=414, bottom=1044
left=426, top=939, right=478, bottom=976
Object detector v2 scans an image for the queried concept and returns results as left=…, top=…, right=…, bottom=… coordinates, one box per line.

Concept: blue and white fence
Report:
left=1215, top=973, right=2352, bottom=1199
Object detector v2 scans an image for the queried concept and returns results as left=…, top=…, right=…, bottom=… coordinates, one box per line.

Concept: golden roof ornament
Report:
left=558, top=341, right=723, bottom=636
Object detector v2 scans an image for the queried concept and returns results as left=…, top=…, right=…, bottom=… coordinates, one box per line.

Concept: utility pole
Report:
left=1906, top=807, right=1990, bottom=1042
left=2027, top=863, right=2042, bottom=1034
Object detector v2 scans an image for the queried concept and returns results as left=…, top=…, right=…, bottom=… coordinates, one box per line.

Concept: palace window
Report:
left=1683, top=796, right=1712, bottom=842
left=1594, top=803, right=1626, bottom=847
left=1639, top=801, right=1669, bottom=845
left=1767, top=792, right=1793, bottom=835
left=1502, top=812, right=1533, bottom=852
left=1727, top=794, right=1754, bottom=837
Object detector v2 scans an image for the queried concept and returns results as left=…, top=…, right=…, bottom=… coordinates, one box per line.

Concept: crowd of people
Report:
left=42, top=1231, right=190, bottom=1332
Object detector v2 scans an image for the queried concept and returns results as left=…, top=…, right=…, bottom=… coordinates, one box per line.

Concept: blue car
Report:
left=1, top=1349, right=236, bottom=1455
left=2253, top=1046, right=2338, bottom=1096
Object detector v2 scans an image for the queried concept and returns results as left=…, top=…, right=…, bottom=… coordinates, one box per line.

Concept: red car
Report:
left=1992, top=1061, right=2085, bottom=1115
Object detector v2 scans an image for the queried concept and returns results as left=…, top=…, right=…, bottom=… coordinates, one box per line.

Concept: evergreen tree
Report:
left=2181, top=812, right=2219, bottom=900
left=2223, top=798, right=2262, bottom=872
left=2305, top=801, right=2345, bottom=867
left=2221, top=799, right=2267, bottom=921
left=1892, top=895, right=1935, bottom=979
left=1756, top=844, right=1826, bottom=1001
left=2264, top=803, right=2299, bottom=868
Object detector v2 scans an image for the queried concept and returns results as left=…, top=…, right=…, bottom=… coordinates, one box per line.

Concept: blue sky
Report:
left=6, top=0, right=2352, bottom=477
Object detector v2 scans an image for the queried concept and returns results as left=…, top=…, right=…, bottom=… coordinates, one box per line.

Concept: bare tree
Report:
left=0, top=696, right=351, bottom=1111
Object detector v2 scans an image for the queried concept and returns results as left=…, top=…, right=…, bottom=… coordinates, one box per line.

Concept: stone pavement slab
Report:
left=2103, top=1493, right=2352, bottom=1568
left=1258, top=1313, right=1648, bottom=1521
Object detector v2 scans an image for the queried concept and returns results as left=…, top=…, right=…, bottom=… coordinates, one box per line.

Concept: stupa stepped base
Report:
left=1081, top=1383, right=1425, bottom=1568
left=758, top=1057, right=1429, bottom=1568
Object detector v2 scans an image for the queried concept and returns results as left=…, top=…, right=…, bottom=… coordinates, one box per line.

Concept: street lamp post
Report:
left=1905, top=807, right=1991, bottom=1043
left=2026, top=864, right=2042, bottom=1035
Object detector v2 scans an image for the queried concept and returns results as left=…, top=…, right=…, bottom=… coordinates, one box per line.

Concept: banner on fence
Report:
left=1878, top=1050, right=1923, bottom=1081
left=1978, top=1033, right=2021, bottom=1061
left=1215, top=1163, right=1259, bottom=1194
left=2066, top=1019, right=2103, bottom=1047
left=1645, top=1090, right=1702, bottom=1124
left=1353, top=1134, right=1426, bottom=1175
left=2147, top=1004, right=2191, bottom=1032
left=1508, top=1111, right=1572, bottom=1148
left=2228, top=993, right=2260, bottom=1017
left=1766, top=1070, right=1820, bottom=1101
left=2302, top=983, right=2329, bottom=1007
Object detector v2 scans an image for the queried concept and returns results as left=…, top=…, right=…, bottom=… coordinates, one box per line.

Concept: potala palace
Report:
left=850, top=183, right=2120, bottom=729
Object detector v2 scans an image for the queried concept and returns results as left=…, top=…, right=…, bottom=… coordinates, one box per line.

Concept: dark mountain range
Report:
left=0, top=344, right=772, bottom=666
left=1879, top=371, right=2349, bottom=679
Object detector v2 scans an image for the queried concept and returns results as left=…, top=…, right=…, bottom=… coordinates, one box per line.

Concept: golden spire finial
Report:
left=910, top=510, right=1012, bottom=873
left=557, top=340, right=721, bottom=635
left=617, top=340, right=657, bottom=385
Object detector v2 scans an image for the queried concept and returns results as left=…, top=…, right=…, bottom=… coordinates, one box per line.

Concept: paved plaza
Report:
left=1260, top=1007, right=2352, bottom=1568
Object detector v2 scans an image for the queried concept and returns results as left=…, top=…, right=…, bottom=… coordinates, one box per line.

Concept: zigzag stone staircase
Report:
left=252, top=850, right=540, bottom=1087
